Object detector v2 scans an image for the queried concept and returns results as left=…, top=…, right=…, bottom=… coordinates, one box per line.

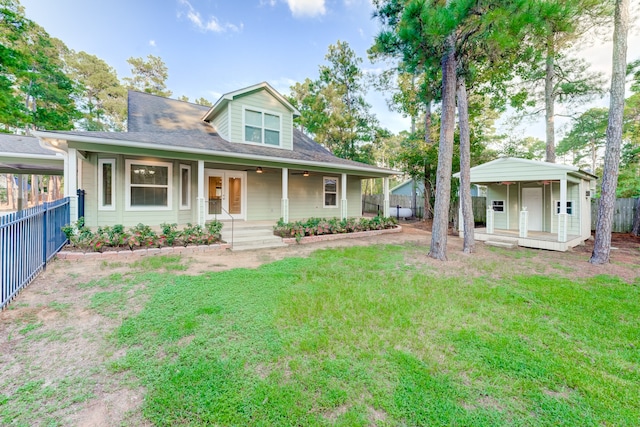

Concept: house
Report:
left=391, top=178, right=484, bottom=197
left=453, top=157, right=597, bottom=252
left=30, top=83, right=396, bottom=231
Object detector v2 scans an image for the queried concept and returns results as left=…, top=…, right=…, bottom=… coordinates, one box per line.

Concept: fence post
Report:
left=42, top=202, right=48, bottom=269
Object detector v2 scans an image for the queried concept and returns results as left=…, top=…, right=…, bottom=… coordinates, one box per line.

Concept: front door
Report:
left=522, top=187, right=543, bottom=231
left=205, top=169, right=246, bottom=220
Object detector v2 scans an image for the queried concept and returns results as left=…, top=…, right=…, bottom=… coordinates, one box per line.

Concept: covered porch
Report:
left=473, top=227, right=586, bottom=252
left=455, top=157, right=597, bottom=252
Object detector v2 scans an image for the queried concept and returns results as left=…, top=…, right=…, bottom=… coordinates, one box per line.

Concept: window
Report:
left=324, top=177, right=338, bottom=208
left=179, top=165, right=191, bottom=210
left=98, top=159, right=115, bottom=211
left=125, top=159, right=172, bottom=210
left=244, top=108, right=281, bottom=146
left=492, top=200, right=505, bottom=212
left=555, top=200, right=573, bottom=215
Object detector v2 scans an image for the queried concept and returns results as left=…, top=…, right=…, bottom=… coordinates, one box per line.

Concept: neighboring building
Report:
left=454, top=157, right=597, bottom=251
left=391, top=178, right=484, bottom=197
left=31, top=83, right=396, bottom=227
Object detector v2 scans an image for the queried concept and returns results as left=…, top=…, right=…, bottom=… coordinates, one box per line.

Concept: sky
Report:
left=17, top=0, right=640, bottom=140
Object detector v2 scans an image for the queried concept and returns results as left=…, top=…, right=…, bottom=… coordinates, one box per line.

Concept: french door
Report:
left=205, top=169, right=246, bottom=220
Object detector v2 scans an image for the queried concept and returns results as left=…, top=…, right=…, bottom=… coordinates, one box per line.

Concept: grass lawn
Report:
left=99, top=245, right=640, bottom=426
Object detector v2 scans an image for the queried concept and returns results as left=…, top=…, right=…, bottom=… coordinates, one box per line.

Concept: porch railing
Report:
left=1, top=198, right=70, bottom=309
left=208, top=199, right=234, bottom=249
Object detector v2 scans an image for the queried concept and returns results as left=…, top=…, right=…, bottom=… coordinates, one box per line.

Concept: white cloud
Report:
left=286, top=0, right=326, bottom=18
left=177, top=0, right=242, bottom=33
left=149, top=40, right=156, bottom=47
left=259, top=0, right=278, bottom=6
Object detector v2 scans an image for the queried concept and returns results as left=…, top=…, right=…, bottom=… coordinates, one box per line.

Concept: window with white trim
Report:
left=555, top=200, right=573, bottom=215
left=98, top=159, right=115, bottom=211
left=244, top=108, right=281, bottom=146
left=492, top=200, right=505, bottom=212
left=323, top=177, right=338, bottom=208
left=179, top=164, right=191, bottom=210
left=125, top=159, right=172, bottom=210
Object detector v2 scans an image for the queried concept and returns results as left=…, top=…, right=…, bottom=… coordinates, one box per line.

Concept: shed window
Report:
left=126, top=160, right=172, bottom=210
left=492, top=200, right=505, bottom=212
left=555, top=200, right=573, bottom=215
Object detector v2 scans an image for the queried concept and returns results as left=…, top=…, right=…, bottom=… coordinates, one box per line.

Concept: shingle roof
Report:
left=46, top=90, right=392, bottom=173
left=0, top=134, right=60, bottom=156
left=0, top=134, right=63, bottom=174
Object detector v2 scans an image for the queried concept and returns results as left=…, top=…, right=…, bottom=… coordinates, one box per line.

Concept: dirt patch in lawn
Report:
left=1, top=222, right=637, bottom=426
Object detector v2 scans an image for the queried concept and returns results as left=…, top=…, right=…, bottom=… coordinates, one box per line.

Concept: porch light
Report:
left=256, top=167, right=263, bottom=174
left=303, top=171, right=309, bottom=177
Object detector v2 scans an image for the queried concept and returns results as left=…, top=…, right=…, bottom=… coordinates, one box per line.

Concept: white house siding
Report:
left=228, top=90, right=293, bottom=150
left=549, top=182, right=581, bottom=236
left=246, top=170, right=283, bottom=221
left=487, top=185, right=509, bottom=229
left=286, top=175, right=361, bottom=220
left=211, top=107, right=229, bottom=140
left=470, top=159, right=571, bottom=182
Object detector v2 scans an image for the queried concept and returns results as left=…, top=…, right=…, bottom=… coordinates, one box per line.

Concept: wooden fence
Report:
left=364, top=195, right=638, bottom=232
left=1, top=198, right=69, bottom=309
left=591, top=198, right=638, bottom=233
left=362, top=195, right=487, bottom=223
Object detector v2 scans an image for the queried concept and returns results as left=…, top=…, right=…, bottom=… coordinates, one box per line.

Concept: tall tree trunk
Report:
left=428, top=33, right=456, bottom=261
left=423, top=99, right=433, bottom=221
left=457, top=75, right=474, bottom=253
left=545, top=33, right=556, bottom=163
left=590, top=0, right=629, bottom=264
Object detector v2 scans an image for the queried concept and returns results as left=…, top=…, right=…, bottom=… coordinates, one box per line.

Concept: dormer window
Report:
left=244, top=108, right=281, bottom=146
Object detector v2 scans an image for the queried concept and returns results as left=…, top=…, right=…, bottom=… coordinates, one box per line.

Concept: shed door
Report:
left=522, top=188, right=543, bottom=231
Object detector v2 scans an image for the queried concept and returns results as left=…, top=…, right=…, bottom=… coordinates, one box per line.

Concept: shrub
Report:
left=273, top=216, right=397, bottom=239
left=60, top=220, right=225, bottom=252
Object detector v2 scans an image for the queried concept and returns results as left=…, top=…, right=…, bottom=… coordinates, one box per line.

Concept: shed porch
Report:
left=470, top=227, right=587, bottom=252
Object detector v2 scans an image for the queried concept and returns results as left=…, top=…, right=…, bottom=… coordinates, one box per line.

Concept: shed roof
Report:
left=453, top=157, right=597, bottom=183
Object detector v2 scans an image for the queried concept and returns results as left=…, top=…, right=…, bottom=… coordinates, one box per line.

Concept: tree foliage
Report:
left=289, top=41, right=380, bottom=163
left=123, top=54, right=172, bottom=97
left=66, top=50, right=126, bottom=131
left=557, top=107, right=608, bottom=172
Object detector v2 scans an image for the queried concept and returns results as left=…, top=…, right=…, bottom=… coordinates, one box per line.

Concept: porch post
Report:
left=519, top=208, right=528, bottom=238
left=281, top=168, right=289, bottom=223
left=67, top=148, right=78, bottom=223
left=383, top=177, right=390, bottom=218
left=197, top=160, right=205, bottom=226
left=558, top=178, right=568, bottom=242
left=486, top=208, right=494, bottom=234
left=341, top=173, right=347, bottom=219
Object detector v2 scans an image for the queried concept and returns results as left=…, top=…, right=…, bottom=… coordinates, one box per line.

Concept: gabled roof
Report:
left=202, top=82, right=301, bottom=122
left=32, top=90, right=394, bottom=177
left=453, top=157, right=597, bottom=182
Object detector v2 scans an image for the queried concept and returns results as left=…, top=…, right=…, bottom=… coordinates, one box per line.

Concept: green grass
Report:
left=108, top=245, right=640, bottom=426
left=0, top=377, right=95, bottom=426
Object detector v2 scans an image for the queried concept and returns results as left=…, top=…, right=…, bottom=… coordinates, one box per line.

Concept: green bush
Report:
left=273, top=216, right=397, bottom=239
left=61, top=220, right=225, bottom=252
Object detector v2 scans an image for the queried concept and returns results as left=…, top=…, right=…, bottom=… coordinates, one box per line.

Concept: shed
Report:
left=454, top=157, right=597, bottom=251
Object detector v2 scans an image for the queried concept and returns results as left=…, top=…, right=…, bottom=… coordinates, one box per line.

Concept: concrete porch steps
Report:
left=484, top=237, right=519, bottom=249
left=219, top=221, right=287, bottom=252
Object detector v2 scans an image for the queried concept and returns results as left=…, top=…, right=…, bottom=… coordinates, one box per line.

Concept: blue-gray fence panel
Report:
left=1, top=198, right=70, bottom=309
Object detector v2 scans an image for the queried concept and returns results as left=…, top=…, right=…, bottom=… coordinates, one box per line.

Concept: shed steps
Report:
left=484, top=237, right=518, bottom=249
